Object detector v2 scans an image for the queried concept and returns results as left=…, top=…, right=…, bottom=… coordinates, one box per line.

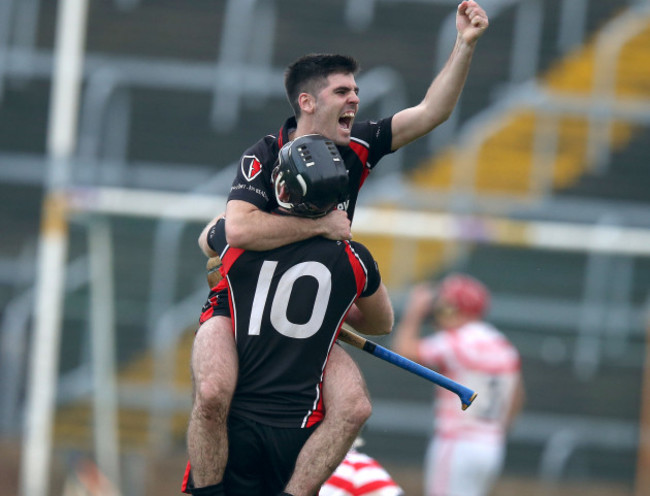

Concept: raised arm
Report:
left=390, top=0, right=488, bottom=150
left=391, top=284, right=436, bottom=361
left=224, top=199, right=352, bottom=251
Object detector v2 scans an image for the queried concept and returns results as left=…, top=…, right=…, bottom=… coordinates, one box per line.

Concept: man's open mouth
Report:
left=339, top=112, right=355, bottom=130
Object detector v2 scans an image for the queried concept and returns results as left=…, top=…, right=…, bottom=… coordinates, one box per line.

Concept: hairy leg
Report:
left=186, top=316, right=238, bottom=487
left=284, top=344, right=371, bottom=496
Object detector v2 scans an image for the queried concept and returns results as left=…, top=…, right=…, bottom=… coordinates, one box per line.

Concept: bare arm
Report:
left=225, top=199, right=352, bottom=251
left=390, top=0, right=488, bottom=150
left=391, top=284, right=436, bottom=362
left=345, top=283, right=394, bottom=336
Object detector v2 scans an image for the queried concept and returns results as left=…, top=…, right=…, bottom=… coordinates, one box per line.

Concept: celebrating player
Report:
left=188, top=3, right=489, bottom=495
left=392, top=274, right=525, bottom=496
left=183, top=135, right=394, bottom=495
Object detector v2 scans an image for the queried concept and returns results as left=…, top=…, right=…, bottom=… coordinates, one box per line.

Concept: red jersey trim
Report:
left=278, top=125, right=285, bottom=148
left=343, top=241, right=367, bottom=296
left=349, top=140, right=372, bottom=189
left=303, top=382, right=325, bottom=427
left=221, top=246, right=244, bottom=273
left=198, top=305, right=215, bottom=325
left=222, top=246, right=245, bottom=338
left=180, top=460, right=192, bottom=494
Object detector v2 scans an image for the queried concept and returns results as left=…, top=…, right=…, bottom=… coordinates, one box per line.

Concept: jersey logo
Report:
left=241, top=155, right=263, bottom=182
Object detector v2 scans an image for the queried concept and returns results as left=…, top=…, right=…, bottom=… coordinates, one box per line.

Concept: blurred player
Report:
left=184, top=135, right=394, bottom=495
left=392, top=274, right=525, bottom=496
left=320, top=438, right=404, bottom=496
left=190, top=3, right=490, bottom=494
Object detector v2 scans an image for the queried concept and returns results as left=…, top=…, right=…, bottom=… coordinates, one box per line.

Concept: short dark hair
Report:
left=284, top=53, right=359, bottom=118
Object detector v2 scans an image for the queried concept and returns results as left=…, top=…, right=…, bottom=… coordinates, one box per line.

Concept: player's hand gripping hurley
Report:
left=337, top=324, right=477, bottom=410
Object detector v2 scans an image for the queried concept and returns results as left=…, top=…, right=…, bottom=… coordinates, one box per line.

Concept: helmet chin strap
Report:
left=295, top=174, right=308, bottom=195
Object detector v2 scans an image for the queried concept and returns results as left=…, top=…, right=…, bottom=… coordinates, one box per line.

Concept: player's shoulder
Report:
left=348, top=239, right=373, bottom=259
left=461, top=321, right=521, bottom=361
left=347, top=241, right=379, bottom=273
left=351, top=116, right=392, bottom=134
left=233, top=133, right=280, bottom=186
left=243, top=132, right=280, bottom=163
left=458, top=321, right=510, bottom=345
left=462, top=320, right=503, bottom=338
left=278, top=237, right=347, bottom=263
left=295, top=238, right=375, bottom=265
left=350, top=116, right=393, bottom=142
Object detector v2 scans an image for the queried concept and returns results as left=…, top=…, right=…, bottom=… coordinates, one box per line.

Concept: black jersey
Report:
left=228, top=116, right=394, bottom=221
left=211, top=220, right=381, bottom=428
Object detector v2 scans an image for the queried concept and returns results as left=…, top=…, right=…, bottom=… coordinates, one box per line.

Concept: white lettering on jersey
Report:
left=248, top=260, right=332, bottom=339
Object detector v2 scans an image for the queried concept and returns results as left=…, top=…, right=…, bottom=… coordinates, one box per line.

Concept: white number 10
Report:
left=247, top=260, right=332, bottom=339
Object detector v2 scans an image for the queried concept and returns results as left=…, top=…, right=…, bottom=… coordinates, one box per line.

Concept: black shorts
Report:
left=224, top=414, right=317, bottom=496
left=198, top=287, right=230, bottom=325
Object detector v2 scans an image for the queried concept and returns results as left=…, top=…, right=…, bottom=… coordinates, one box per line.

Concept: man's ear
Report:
left=298, top=92, right=315, bottom=114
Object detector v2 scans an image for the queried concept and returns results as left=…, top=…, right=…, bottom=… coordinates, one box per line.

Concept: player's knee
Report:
left=349, top=394, right=372, bottom=426
left=193, top=379, right=231, bottom=418
left=326, top=377, right=372, bottom=426
left=330, top=392, right=371, bottom=428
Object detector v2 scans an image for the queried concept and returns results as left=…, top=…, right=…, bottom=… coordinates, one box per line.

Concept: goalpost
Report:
left=20, top=0, right=90, bottom=495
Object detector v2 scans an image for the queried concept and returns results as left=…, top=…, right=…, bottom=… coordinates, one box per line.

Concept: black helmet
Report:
left=272, top=134, right=349, bottom=217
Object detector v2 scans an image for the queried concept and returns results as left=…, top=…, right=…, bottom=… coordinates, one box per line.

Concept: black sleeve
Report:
left=227, top=136, right=278, bottom=211
left=353, top=116, right=395, bottom=170
left=368, top=116, right=395, bottom=166
left=349, top=241, right=382, bottom=297
left=207, top=217, right=228, bottom=255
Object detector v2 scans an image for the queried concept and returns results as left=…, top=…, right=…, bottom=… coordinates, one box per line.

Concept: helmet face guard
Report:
left=273, top=134, right=349, bottom=218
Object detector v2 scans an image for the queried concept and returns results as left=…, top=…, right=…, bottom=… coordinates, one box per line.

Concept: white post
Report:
left=20, top=0, right=89, bottom=495
left=19, top=194, right=69, bottom=496
left=88, top=217, right=121, bottom=490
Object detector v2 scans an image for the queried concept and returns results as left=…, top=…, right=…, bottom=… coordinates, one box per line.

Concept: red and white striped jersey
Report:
left=418, top=321, right=521, bottom=442
left=320, top=450, right=403, bottom=496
